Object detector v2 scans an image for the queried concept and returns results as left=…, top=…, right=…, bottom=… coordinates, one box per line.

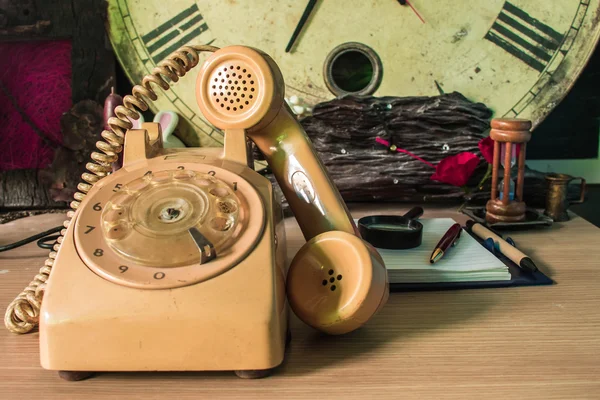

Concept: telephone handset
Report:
left=8, top=45, right=388, bottom=377
left=196, top=46, right=389, bottom=334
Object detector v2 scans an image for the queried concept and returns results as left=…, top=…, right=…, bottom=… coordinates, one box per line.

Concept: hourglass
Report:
left=485, top=118, right=532, bottom=224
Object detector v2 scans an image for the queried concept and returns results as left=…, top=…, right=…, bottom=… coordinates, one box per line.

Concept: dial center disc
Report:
left=131, top=183, right=208, bottom=236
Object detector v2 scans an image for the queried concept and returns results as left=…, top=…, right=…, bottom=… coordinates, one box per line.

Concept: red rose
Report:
left=478, top=136, right=494, bottom=164
left=431, top=152, right=480, bottom=187
left=478, top=136, right=521, bottom=164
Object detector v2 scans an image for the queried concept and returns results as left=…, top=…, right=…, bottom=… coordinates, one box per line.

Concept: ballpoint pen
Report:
left=430, top=223, right=462, bottom=263
left=467, top=221, right=538, bottom=272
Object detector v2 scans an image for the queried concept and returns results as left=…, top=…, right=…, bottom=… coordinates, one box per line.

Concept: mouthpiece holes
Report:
left=321, top=269, right=341, bottom=291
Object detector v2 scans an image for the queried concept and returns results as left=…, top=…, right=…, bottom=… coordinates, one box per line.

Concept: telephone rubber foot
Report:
left=58, top=371, right=95, bottom=381
left=234, top=368, right=274, bottom=379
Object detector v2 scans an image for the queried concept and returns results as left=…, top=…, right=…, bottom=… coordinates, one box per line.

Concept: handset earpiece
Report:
left=197, top=46, right=388, bottom=335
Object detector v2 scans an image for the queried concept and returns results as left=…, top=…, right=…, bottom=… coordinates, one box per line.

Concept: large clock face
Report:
left=108, top=0, right=600, bottom=147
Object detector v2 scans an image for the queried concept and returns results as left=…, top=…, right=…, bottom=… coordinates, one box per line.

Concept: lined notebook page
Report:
left=366, top=218, right=510, bottom=283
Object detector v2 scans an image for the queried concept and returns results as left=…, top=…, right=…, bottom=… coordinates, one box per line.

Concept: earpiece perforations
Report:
left=210, top=63, right=257, bottom=114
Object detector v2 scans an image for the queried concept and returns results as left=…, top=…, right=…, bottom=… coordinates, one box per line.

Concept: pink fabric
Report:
left=0, top=40, right=72, bottom=170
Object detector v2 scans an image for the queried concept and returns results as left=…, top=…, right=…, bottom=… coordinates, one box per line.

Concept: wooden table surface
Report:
left=1, top=205, right=599, bottom=399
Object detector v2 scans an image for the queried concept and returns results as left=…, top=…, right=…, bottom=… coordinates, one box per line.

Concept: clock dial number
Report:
left=141, top=3, right=210, bottom=63
left=485, top=2, right=564, bottom=72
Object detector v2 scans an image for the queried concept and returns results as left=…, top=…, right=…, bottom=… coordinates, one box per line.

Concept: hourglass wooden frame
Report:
left=485, top=118, right=532, bottom=224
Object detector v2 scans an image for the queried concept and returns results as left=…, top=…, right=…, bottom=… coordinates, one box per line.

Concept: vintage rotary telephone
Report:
left=6, top=45, right=388, bottom=379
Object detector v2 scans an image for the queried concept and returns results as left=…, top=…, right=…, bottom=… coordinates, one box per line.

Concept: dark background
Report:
left=528, top=44, right=600, bottom=159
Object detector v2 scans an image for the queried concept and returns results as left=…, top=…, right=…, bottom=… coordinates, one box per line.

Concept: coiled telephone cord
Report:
left=4, top=45, right=219, bottom=334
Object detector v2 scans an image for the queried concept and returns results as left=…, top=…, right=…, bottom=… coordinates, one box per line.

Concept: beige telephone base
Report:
left=40, top=123, right=288, bottom=378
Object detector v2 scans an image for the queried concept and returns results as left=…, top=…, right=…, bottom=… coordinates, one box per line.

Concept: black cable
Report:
left=37, top=235, right=61, bottom=250
left=0, top=226, right=63, bottom=252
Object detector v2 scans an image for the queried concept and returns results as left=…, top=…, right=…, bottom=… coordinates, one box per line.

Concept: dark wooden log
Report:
left=261, top=93, right=558, bottom=214
left=0, top=169, right=63, bottom=209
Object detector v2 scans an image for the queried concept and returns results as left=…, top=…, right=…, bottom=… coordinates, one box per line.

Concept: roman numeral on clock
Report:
left=141, top=4, right=213, bottom=64
left=485, top=1, right=564, bottom=72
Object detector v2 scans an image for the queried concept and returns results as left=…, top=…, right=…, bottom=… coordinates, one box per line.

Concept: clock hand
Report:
left=398, top=0, right=425, bottom=24
left=285, top=0, right=319, bottom=53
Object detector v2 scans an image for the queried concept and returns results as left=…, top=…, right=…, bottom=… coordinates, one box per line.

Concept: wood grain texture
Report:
left=1, top=207, right=599, bottom=399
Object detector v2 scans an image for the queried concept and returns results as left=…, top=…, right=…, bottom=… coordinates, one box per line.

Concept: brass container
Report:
left=544, top=173, right=586, bottom=222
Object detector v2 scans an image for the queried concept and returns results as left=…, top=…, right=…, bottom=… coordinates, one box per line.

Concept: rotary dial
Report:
left=74, top=163, right=264, bottom=289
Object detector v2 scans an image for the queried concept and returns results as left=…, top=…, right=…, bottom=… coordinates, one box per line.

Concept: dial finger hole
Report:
left=103, top=208, right=127, bottom=224
left=195, top=178, right=213, bottom=186
left=174, top=170, right=196, bottom=180
left=111, top=190, right=136, bottom=205
left=217, top=199, right=238, bottom=214
left=209, top=187, right=230, bottom=197
left=210, top=216, right=233, bottom=232
left=150, top=170, right=171, bottom=183
left=105, top=221, right=131, bottom=241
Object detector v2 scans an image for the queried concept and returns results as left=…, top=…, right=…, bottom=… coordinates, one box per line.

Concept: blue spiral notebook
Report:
left=372, top=218, right=553, bottom=292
